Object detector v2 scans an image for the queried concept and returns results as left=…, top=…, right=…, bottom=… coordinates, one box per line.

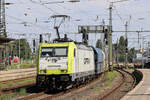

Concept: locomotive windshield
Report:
left=41, top=47, right=68, bottom=57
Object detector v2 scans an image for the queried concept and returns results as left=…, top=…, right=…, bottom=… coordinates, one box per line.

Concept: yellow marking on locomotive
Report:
left=37, top=42, right=77, bottom=75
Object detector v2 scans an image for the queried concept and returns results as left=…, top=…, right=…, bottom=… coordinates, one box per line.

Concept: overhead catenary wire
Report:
left=28, top=0, right=59, bottom=15
left=9, top=0, right=108, bottom=34
left=6, top=15, right=50, bottom=30
left=113, top=5, right=125, bottom=25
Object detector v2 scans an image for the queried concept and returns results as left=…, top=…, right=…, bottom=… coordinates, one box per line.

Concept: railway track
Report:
left=6, top=68, right=135, bottom=100
left=0, top=68, right=36, bottom=82
left=0, top=76, right=35, bottom=84
left=0, top=76, right=36, bottom=95
left=16, top=73, right=105, bottom=100
left=17, top=91, right=65, bottom=100
left=0, top=68, right=36, bottom=94
left=99, top=68, right=136, bottom=100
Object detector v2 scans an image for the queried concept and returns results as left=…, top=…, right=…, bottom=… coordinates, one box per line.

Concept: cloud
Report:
left=5, top=0, right=150, bottom=48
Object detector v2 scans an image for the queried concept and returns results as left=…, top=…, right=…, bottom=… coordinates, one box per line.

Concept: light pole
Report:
left=14, top=33, right=25, bottom=69
left=125, top=21, right=128, bottom=68
left=108, top=0, right=129, bottom=70
left=19, top=38, right=20, bottom=69
left=108, top=2, right=113, bottom=70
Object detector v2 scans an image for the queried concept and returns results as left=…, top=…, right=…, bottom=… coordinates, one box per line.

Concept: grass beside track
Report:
left=90, top=71, right=119, bottom=91
left=0, top=88, right=27, bottom=100
left=124, top=68, right=134, bottom=73
left=104, top=71, right=118, bottom=86
left=0, top=78, right=35, bottom=100
left=0, top=63, right=36, bottom=70
left=8, top=63, right=36, bottom=70
left=0, top=78, right=35, bottom=89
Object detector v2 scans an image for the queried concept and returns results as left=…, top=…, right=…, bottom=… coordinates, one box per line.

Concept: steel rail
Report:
left=99, top=68, right=133, bottom=100
left=17, top=72, right=105, bottom=100
left=0, top=75, right=35, bottom=84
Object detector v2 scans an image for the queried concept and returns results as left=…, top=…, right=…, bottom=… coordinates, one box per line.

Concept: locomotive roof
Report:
left=40, top=42, right=95, bottom=51
left=76, top=44, right=93, bottom=50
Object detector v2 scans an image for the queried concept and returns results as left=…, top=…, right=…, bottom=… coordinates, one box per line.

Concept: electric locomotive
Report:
left=36, top=42, right=96, bottom=90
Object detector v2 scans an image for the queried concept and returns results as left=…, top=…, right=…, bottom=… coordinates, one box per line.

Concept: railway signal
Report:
left=78, top=25, right=110, bottom=70
left=78, top=25, right=110, bottom=45
left=33, top=39, right=36, bottom=53
left=80, top=28, right=88, bottom=45
left=39, top=34, right=43, bottom=43
left=126, top=48, right=128, bottom=53
left=33, top=39, right=35, bottom=47
left=104, top=29, right=108, bottom=45
left=125, top=38, right=128, bottom=54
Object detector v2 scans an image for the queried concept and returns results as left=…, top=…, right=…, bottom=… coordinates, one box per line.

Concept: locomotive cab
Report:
left=36, top=42, right=76, bottom=90
left=40, top=47, right=68, bottom=73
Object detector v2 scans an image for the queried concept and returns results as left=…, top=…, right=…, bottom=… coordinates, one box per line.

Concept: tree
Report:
left=118, top=36, right=126, bottom=62
left=7, top=38, right=31, bottom=60
left=116, top=36, right=134, bottom=63
left=96, top=39, right=103, bottom=49
left=128, top=48, right=135, bottom=63
left=113, top=43, right=118, bottom=63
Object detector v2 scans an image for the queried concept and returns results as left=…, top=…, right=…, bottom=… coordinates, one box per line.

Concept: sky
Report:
left=5, top=0, right=150, bottom=49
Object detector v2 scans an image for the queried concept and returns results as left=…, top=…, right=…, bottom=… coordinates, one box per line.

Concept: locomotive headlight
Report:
left=61, top=69, right=67, bottom=73
left=40, top=69, right=46, bottom=73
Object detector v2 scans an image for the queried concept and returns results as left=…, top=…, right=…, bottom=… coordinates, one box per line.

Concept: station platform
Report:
left=121, top=69, right=150, bottom=100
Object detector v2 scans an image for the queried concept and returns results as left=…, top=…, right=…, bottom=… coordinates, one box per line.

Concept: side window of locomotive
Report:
left=74, top=49, right=76, bottom=57
left=54, top=47, right=68, bottom=57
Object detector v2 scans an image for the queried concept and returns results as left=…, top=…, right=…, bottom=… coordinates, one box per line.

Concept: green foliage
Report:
left=91, top=85, right=101, bottom=91
left=72, top=96, right=77, bottom=100
left=91, top=85, right=97, bottom=89
left=125, top=83, right=128, bottom=86
left=119, top=54, right=125, bottom=62
left=104, top=71, right=118, bottom=86
left=18, top=88, right=26, bottom=95
left=7, top=38, right=32, bottom=60
left=0, top=78, right=35, bottom=89
left=104, top=71, right=118, bottom=81
left=8, top=63, right=35, bottom=70
left=128, top=48, right=135, bottom=63
left=0, top=79, right=33, bottom=100
left=7, top=82, right=13, bottom=87
left=0, top=83, right=7, bottom=88
left=113, top=36, right=135, bottom=63
left=0, top=88, right=27, bottom=100
left=0, top=64, right=5, bottom=70
left=104, top=81, right=111, bottom=86
left=20, top=63, right=35, bottom=68
left=96, top=39, right=103, bottom=49
left=113, top=43, right=118, bottom=62
left=0, top=93, right=15, bottom=100
left=118, top=36, right=126, bottom=62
